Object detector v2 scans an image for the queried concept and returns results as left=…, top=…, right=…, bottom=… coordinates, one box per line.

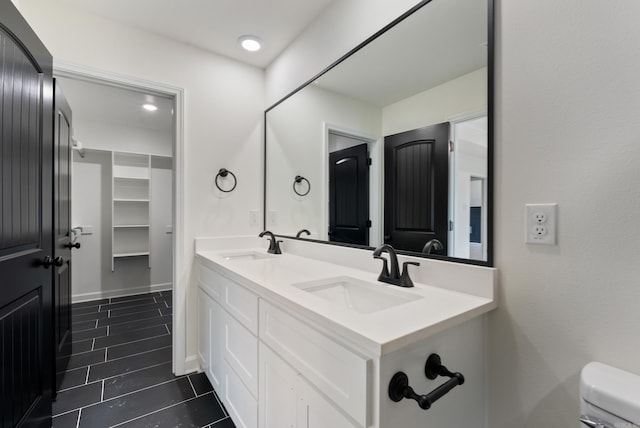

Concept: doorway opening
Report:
left=53, top=63, right=187, bottom=374
left=323, top=126, right=381, bottom=246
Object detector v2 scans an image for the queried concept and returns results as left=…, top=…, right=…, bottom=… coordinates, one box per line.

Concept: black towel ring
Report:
left=293, top=175, right=310, bottom=196
left=215, top=168, right=237, bottom=193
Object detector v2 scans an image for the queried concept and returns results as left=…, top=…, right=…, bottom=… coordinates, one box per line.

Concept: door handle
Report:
left=66, top=242, right=81, bottom=249
left=39, top=256, right=53, bottom=269
left=53, top=256, right=64, bottom=267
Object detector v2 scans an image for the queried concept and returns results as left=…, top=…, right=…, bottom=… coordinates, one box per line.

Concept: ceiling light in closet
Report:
left=238, top=35, right=262, bottom=52
left=143, top=103, right=158, bottom=112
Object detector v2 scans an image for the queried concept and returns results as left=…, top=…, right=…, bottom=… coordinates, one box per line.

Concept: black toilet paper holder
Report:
left=388, top=353, right=465, bottom=411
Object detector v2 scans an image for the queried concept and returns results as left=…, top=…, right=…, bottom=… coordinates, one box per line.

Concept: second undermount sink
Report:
left=220, top=251, right=273, bottom=261
left=293, top=276, right=421, bottom=314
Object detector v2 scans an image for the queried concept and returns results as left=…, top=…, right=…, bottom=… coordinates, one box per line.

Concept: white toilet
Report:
left=580, top=362, right=640, bottom=427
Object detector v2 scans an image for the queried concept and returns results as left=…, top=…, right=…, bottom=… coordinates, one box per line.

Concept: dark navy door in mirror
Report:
left=384, top=122, right=449, bottom=254
left=329, top=143, right=369, bottom=246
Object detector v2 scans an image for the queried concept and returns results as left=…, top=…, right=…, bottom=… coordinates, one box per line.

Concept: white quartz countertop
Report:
left=196, top=247, right=496, bottom=356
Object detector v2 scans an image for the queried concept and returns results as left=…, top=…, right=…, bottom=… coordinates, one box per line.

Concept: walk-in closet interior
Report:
left=60, top=77, right=174, bottom=302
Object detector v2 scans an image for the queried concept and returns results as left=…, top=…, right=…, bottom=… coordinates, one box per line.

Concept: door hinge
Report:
left=367, top=157, right=372, bottom=166
left=366, top=220, right=372, bottom=228
left=449, top=220, right=454, bottom=231
left=449, top=141, right=454, bottom=152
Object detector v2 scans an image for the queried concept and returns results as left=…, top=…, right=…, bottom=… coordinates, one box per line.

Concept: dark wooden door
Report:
left=384, top=122, right=449, bottom=254
left=53, top=80, right=73, bottom=395
left=328, top=144, right=369, bottom=245
left=0, top=2, right=54, bottom=427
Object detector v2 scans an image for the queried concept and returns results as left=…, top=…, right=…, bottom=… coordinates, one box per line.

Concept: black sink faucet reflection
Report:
left=296, top=229, right=311, bottom=238
left=422, top=239, right=444, bottom=255
left=372, top=244, right=420, bottom=288
left=259, top=230, right=282, bottom=254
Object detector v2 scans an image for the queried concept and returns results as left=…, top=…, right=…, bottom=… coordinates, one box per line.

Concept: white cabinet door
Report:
left=260, top=343, right=358, bottom=428
left=297, top=377, right=360, bottom=428
left=222, top=360, right=258, bottom=428
left=259, top=344, right=298, bottom=428
left=223, top=310, right=258, bottom=397
left=198, top=288, right=212, bottom=374
left=209, top=297, right=225, bottom=391
left=260, top=301, right=369, bottom=425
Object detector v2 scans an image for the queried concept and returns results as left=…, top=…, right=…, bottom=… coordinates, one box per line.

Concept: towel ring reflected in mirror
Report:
left=293, top=175, right=310, bottom=196
left=215, top=168, right=237, bottom=193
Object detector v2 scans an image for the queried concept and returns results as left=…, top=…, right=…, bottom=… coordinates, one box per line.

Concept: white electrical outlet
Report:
left=525, top=203, right=557, bottom=245
left=249, top=210, right=259, bottom=227
left=268, top=210, right=277, bottom=226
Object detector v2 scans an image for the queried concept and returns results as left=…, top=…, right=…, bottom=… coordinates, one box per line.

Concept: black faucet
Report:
left=259, top=231, right=282, bottom=254
left=372, top=244, right=420, bottom=287
left=422, top=239, right=443, bottom=255
left=296, top=229, right=311, bottom=238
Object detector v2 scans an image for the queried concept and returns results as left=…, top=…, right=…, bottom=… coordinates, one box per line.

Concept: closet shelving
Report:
left=111, top=152, right=151, bottom=270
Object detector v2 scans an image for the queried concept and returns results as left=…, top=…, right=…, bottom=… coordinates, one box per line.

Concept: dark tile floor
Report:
left=53, top=291, right=235, bottom=428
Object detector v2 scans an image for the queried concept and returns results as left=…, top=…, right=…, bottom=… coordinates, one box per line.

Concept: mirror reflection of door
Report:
left=328, top=133, right=370, bottom=245
left=384, top=122, right=449, bottom=253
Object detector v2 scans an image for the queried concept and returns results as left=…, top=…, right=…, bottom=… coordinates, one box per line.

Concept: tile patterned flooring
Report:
left=54, top=291, right=236, bottom=428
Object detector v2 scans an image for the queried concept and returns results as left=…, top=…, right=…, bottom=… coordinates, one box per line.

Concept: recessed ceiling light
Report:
left=238, top=35, right=262, bottom=52
left=143, top=103, right=158, bottom=112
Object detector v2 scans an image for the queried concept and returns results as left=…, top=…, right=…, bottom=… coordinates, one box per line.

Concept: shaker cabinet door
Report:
left=259, top=344, right=298, bottom=428
left=296, top=376, right=360, bottom=428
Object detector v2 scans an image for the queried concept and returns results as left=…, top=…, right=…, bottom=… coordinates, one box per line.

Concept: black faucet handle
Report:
left=399, top=261, right=420, bottom=288
left=374, top=255, right=390, bottom=279
left=274, top=240, right=283, bottom=254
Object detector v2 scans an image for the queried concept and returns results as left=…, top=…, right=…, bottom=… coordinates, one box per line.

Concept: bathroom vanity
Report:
left=195, top=237, right=496, bottom=428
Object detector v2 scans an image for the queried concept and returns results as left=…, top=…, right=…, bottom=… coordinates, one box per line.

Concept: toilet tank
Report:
left=580, top=362, right=640, bottom=427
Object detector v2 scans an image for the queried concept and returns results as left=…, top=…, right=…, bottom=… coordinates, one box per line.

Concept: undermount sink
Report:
left=293, top=276, right=421, bottom=314
left=220, top=251, right=272, bottom=261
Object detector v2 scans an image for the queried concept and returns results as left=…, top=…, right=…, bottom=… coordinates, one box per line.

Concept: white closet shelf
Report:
left=114, top=176, right=149, bottom=181
left=112, top=151, right=153, bottom=271
left=113, top=252, right=150, bottom=258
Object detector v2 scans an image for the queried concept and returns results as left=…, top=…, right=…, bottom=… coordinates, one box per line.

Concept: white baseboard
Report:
left=72, top=282, right=172, bottom=303
left=183, top=354, right=200, bottom=375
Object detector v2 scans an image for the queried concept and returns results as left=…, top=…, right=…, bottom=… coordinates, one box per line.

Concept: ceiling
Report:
left=59, top=0, right=337, bottom=68
left=57, top=77, right=174, bottom=133
left=314, top=0, right=487, bottom=108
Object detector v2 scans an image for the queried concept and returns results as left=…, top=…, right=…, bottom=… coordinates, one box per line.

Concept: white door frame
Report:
left=448, top=110, right=488, bottom=260
left=53, top=60, right=188, bottom=375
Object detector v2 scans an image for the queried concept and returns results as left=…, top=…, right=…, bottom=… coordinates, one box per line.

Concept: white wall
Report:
left=382, top=67, right=487, bottom=136
left=71, top=152, right=106, bottom=298
left=150, top=157, right=173, bottom=286
left=266, top=0, right=640, bottom=427
left=492, top=0, right=640, bottom=426
left=266, top=84, right=381, bottom=236
left=20, top=0, right=265, bottom=369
